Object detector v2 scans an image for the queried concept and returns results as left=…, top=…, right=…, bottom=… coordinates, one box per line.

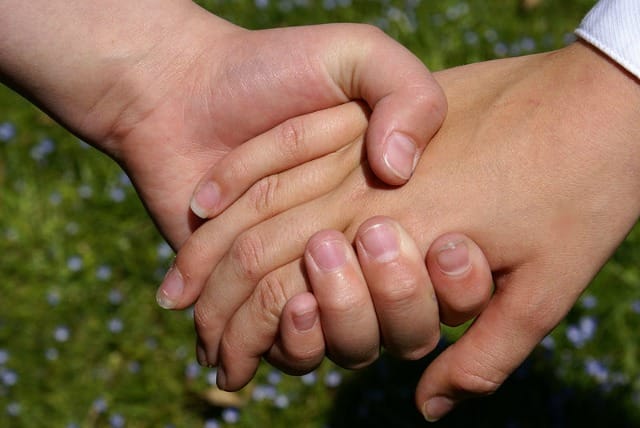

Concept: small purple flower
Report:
left=585, top=358, right=609, bottom=384
left=66, top=255, right=83, bottom=272
left=54, top=325, right=71, bottom=342
left=324, top=370, right=342, bottom=388
left=581, top=295, right=598, bottom=309
left=0, top=122, right=16, bottom=142
left=274, top=394, right=290, bottom=409
left=300, top=371, right=317, bottom=386
left=92, top=397, right=108, bottom=414
left=204, top=419, right=220, bottom=428
left=221, top=407, right=240, bottom=424
left=252, top=384, right=277, bottom=402
left=30, top=138, right=55, bottom=161
left=108, top=318, right=124, bottom=334
left=267, top=370, right=282, bottom=385
left=109, top=413, right=126, bottom=428
left=1, top=369, right=18, bottom=386
left=109, top=187, right=126, bottom=203
left=128, top=361, right=141, bottom=374
left=184, top=361, right=201, bottom=380
left=0, top=349, right=8, bottom=365
left=157, top=242, right=173, bottom=260
left=98, top=265, right=114, bottom=282
left=631, top=300, right=640, bottom=314
left=540, top=335, right=555, bottom=350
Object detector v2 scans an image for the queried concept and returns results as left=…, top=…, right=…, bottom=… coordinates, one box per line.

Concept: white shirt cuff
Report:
left=575, top=0, right=640, bottom=79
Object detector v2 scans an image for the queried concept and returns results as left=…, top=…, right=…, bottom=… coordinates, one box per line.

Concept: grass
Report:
left=2, top=0, right=640, bottom=427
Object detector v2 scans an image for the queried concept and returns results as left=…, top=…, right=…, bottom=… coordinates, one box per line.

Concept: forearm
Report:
left=0, top=0, right=234, bottom=147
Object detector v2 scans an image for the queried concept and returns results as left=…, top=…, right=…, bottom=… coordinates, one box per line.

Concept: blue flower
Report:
left=108, top=318, right=124, bottom=334
left=184, top=361, right=201, bottom=380
left=1, top=368, right=18, bottom=386
left=30, top=138, right=55, bottom=161
left=0, top=349, right=10, bottom=365
left=581, top=295, right=598, bottom=309
left=67, top=255, right=83, bottom=272
left=324, top=370, right=342, bottom=388
left=109, top=413, right=126, bottom=428
left=584, top=358, right=609, bottom=384
left=204, top=419, right=220, bottom=428
left=0, top=121, right=16, bottom=142
left=109, top=187, right=126, bottom=203
left=92, top=397, right=108, bottom=414
left=300, top=371, right=317, bottom=386
left=274, top=394, right=290, bottom=409
left=221, top=407, right=240, bottom=424
left=251, top=384, right=277, bottom=402
left=267, top=370, right=282, bottom=385
left=54, top=325, right=71, bottom=342
left=98, top=265, right=114, bottom=282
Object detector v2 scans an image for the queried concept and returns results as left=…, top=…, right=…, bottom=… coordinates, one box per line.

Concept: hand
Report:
left=173, top=40, right=640, bottom=416
left=0, top=0, right=446, bottom=248
left=266, top=219, right=493, bottom=376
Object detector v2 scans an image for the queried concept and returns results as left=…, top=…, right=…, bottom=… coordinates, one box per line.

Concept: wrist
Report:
left=0, top=1, right=239, bottom=156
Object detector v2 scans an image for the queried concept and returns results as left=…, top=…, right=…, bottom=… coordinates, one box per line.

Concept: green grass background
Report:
left=2, top=0, right=640, bottom=427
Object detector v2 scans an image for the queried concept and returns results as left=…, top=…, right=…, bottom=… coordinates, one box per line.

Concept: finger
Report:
left=416, top=265, right=575, bottom=422
left=265, top=292, right=325, bottom=376
left=353, top=216, right=440, bottom=360
left=189, top=102, right=368, bottom=219
left=304, top=229, right=380, bottom=369
left=192, top=190, right=353, bottom=366
left=155, top=134, right=363, bottom=310
left=426, top=232, right=493, bottom=326
left=216, top=262, right=321, bottom=390
left=325, top=25, right=447, bottom=185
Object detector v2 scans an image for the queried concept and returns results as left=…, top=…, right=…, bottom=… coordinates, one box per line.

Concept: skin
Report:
left=0, top=0, right=446, bottom=251
left=170, top=40, right=640, bottom=419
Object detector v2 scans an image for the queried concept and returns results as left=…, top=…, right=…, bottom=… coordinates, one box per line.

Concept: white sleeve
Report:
left=575, top=0, right=640, bottom=79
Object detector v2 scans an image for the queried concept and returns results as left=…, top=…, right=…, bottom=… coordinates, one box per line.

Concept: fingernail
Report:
left=292, top=309, right=318, bottom=332
left=196, top=343, right=208, bottom=366
left=423, top=396, right=454, bottom=422
left=436, top=240, right=471, bottom=276
left=156, top=266, right=184, bottom=309
left=358, top=222, right=399, bottom=263
left=216, top=366, right=227, bottom=390
left=190, top=181, right=221, bottom=219
left=383, top=132, right=418, bottom=180
left=309, top=239, right=347, bottom=272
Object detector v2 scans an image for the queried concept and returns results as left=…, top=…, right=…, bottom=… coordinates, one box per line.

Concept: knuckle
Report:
left=230, top=232, right=267, bottom=283
left=193, top=300, right=218, bottom=337
left=252, top=274, right=289, bottom=326
left=374, top=275, right=421, bottom=309
left=449, top=365, right=503, bottom=397
left=277, top=116, right=308, bottom=161
left=247, top=174, right=280, bottom=215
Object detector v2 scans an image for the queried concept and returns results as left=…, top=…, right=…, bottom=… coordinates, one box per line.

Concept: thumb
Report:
left=325, top=25, right=447, bottom=186
left=416, top=265, right=576, bottom=422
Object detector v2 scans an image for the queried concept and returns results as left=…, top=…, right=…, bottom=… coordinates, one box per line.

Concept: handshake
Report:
left=2, top=0, right=639, bottom=421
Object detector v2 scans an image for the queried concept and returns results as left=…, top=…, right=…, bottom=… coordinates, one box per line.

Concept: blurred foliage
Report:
left=3, top=0, right=640, bottom=427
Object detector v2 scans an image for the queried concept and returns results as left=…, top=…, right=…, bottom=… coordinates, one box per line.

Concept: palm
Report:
left=115, top=27, right=351, bottom=248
